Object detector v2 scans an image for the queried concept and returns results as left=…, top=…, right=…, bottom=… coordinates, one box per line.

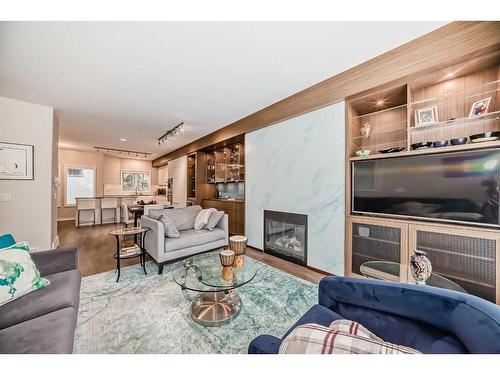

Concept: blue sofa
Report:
left=248, top=276, right=500, bottom=354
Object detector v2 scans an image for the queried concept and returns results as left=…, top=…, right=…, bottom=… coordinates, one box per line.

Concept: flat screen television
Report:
left=352, top=148, right=500, bottom=227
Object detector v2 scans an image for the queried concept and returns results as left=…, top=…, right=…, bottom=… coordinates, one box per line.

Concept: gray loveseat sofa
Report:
left=0, top=248, right=81, bottom=354
left=141, top=205, right=229, bottom=274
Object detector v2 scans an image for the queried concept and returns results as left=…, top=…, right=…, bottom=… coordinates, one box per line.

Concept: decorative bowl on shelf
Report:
left=356, top=150, right=371, bottom=157
left=379, top=147, right=405, bottom=154
left=450, top=137, right=468, bottom=146
left=411, top=142, right=432, bottom=150
left=432, top=140, right=449, bottom=148
left=470, top=131, right=500, bottom=143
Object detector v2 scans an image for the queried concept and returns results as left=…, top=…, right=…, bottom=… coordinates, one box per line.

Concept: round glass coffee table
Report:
left=360, top=261, right=467, bottom=293
left=172, top=251, right=259, bottom=326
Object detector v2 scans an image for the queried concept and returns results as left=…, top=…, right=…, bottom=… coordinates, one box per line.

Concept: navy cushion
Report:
left=334, top=302, right=466, bottom=353
left=319, top=276, right=500, bottom=354
left=248, top=304, right=343, bottom=354
left=248, top=335, right=282, bottom=354
left=283, top=304, right=343, bottom=339
left=249, top=276, right=500, bottom=354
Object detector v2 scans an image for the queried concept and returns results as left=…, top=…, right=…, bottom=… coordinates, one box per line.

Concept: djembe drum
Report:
left=219, top=249, right=235, bottom=280
left=229, top=235, right=248, bottom=268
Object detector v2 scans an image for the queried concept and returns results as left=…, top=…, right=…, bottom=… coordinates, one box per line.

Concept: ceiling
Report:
left=0, top=21, right=446, bottom=159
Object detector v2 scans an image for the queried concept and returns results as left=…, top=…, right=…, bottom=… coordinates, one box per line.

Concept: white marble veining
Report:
left=245, top=102, right=345, bottom=275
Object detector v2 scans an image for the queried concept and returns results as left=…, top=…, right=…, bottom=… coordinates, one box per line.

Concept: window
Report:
left=66, top=166, right=95, bottom=205
left=121, top=170, right=151, bottom=192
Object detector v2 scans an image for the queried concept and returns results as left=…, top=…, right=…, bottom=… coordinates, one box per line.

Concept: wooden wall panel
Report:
left=154, top=22, right=500, bottom=167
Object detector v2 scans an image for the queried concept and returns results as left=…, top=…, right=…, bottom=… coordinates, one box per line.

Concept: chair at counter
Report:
left=76, top=198, right=97, bottom=227
left=121, top=202, right=135, bottom=228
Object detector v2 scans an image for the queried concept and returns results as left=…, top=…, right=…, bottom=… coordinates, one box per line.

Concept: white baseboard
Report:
left=51, top=235, right=60, bottom=249
left=57, top=217, right=75, bottom=222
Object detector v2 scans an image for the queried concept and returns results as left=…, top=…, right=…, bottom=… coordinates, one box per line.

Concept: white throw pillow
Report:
left=194, top=208, right=216, bottom=230
left=0, top=245, right=50, bottom=306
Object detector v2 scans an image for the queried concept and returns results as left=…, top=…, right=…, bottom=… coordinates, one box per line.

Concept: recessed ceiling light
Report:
left=119, top=138, right=127, bottom=142
left=376, top=99, right=385, bottom=107
left=444, top=72, right=455, bottom=79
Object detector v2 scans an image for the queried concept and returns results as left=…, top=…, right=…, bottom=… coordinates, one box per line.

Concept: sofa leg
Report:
left=158, top=263, right=164, bottom=275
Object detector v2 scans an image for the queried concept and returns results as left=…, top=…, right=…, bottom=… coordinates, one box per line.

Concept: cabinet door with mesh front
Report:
left=346, top=217, right=408, bottom=280
left=409, top=224, right=500, bottom=304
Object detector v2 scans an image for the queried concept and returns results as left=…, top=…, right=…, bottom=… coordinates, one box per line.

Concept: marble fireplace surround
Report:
left=245, top=101, right=345, bottom=275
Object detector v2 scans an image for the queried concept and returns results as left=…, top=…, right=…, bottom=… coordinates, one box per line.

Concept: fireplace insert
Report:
left=263, top=210, right=307, bottom=266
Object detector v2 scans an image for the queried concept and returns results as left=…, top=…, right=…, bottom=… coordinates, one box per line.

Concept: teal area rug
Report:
left=74, top=256, right=318, bottom=353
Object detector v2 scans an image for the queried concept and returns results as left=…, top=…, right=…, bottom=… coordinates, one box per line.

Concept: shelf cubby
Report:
left=409, top=65, right=499, bottom=146
left=347, top=85, right=408, bottom=156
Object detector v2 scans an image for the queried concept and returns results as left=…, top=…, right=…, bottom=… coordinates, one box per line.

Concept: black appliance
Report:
left=352, top=148, right=500, bottom=227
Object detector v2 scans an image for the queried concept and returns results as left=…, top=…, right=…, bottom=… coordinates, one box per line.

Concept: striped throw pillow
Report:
left=279, top=322, right=421, bottom=354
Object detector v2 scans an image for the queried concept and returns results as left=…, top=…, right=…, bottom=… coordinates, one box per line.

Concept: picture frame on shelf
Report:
left=469, top=97, right=491, bottom=118
left=0, top=142, right=34, bottom=180
left=415, top=106, right=439, bottom=126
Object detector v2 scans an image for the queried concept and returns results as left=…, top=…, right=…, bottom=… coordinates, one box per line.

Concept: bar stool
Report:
left=121, top=202, right=134, bottom=228
left=101, top=197, right=119, bottom=225
left=76, top=198, right=97, bottom=227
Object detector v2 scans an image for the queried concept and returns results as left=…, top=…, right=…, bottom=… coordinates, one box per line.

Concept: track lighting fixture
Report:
left=158, top=122, right=185, bottom=145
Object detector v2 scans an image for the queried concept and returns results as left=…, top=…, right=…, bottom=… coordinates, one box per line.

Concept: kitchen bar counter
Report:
left=76, top=194, right=162, bottom=199
left=203, top=198, right=245, bottom=203
left=74, top=195, right=170, bottom=227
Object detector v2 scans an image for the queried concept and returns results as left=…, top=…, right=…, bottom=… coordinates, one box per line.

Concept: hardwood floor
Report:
left=245, top=247, right=325, bottom=284
left=57, top=220, right=326, bottom=283
left=58, top=220, right=141, bottom=277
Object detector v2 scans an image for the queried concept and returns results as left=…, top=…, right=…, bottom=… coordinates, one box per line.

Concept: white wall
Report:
left=245, top=101, right=345, bottom=275
left=51, top=117, right=59, bottom=246
left=158, top=165, right=168, bottom=185
left=0, top=96, right=57, bottom=250
left=168, top=155, right=187, bottom=208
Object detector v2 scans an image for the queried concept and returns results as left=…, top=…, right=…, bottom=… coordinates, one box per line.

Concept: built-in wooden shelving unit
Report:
left=206, top=142, right=245, bottom=184
left=347, top=51, right=500, bottom=160
left=345, top=49, right=500, bottom=304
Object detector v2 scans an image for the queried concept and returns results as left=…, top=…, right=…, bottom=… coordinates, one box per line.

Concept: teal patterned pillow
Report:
left=0, top=245, right=50, bottom=306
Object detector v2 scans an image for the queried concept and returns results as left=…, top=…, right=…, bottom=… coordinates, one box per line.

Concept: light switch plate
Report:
left=0, top=193, right=12, bottom=202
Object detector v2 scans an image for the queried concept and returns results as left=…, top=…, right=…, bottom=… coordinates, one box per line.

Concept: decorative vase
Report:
left=410, top=250, right=432, bottom=285
left=229, top=235, right=248, bottom=268
left=219, top=249, right=235, bottom=280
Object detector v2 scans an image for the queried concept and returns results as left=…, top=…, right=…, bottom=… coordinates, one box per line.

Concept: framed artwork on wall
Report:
left=121, top=170, right=151, bottom=192
left=415, top=106, right=439, bottom=126
left=0, top=142, right=34, bottom=180
left=468, top=97, right=491, bottom=118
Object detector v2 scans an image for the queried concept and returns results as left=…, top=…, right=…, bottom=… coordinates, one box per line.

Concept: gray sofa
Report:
left=141, top=205, right=229, bottom=274
left=0, top=248, right=81, bottom=354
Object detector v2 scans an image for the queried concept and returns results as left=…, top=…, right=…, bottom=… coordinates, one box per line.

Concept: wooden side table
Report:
left=109, top=227, right=150, bottom=282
